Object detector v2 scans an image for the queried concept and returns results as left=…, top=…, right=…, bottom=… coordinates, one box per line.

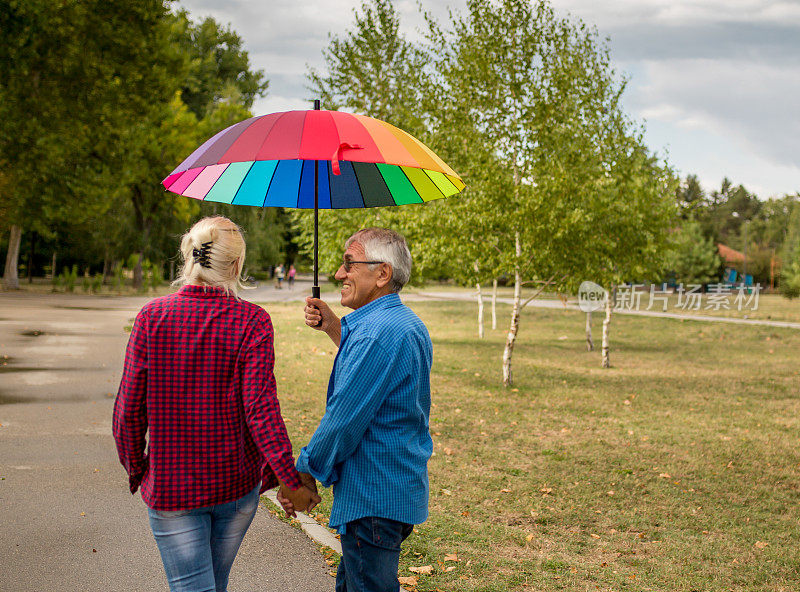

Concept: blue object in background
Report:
left=724, top=268, right=738, bottom=283
left=744, top=274, right=753, bottom=287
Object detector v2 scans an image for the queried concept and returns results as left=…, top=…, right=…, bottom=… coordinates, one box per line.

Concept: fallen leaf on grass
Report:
left=399, top=576, right=418, bottom=586
left=526, top=533, right=535, bottom=542
left=500, top=488, right=511, bottom=493
left=445, top=566, right=457, bottom=572
left=444, top=553, right=459, bottom=562
left=659, top=473, right=671, bottom=479
left=409, top=565, right=434, bottom=575
left=443, top=447, right=454, bottom=456
left=754, top=541, right=769, bottom=550
left=441, top=489, right=452, bottom=496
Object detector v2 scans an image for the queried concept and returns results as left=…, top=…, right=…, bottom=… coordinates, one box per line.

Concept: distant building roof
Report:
left=717, top=243, right=745, bottom=263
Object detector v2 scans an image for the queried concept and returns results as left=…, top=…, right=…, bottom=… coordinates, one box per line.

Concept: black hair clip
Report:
left=192, top=241, right=213, bottom=269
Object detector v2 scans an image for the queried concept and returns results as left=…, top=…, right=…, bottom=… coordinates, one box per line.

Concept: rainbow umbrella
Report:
left=162, top=102, right=465, bottom=298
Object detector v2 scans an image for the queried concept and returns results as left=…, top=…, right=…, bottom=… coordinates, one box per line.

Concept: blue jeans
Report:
left=335, top=516, right=414, bottom=592
left=147, top=484, right=260, bottom=592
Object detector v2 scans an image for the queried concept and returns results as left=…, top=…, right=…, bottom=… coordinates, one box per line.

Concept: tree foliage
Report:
left=0, top=2, right=281, bottom=284
left=665, top=220, right=722, bottom=285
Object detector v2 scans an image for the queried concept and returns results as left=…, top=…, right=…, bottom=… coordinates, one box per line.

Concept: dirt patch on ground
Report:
left=0, top=393, right=30, bottom=405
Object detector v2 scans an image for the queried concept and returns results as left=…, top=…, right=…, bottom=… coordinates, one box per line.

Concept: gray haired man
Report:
left=280, top=228, right=434, bottom=592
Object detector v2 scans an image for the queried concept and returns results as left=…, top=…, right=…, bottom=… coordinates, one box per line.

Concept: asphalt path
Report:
left=0, top=286, right=334, bottom=592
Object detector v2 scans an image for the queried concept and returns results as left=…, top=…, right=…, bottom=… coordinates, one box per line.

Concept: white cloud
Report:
left=632, top=58, right=800, bottom=168
left=176, top=0, right=799, bottom=196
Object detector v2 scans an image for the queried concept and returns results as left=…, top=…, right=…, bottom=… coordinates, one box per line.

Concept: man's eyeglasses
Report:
left=341, top=259, right=383, bottom=272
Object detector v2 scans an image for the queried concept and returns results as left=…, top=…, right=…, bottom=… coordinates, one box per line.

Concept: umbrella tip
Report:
left=314, top=99, right=320, bottom=111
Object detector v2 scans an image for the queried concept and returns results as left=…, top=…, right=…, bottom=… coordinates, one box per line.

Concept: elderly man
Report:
left=282, top=228, right=433, bottom=592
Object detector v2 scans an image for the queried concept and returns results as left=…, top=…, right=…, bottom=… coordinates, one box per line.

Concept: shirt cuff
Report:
left=271, top=456, right=303, bottom=490
left=296, top=448, right=337, bottom=488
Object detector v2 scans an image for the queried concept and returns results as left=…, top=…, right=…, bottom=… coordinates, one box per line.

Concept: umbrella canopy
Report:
left=161, top=110, right=465, bottom=207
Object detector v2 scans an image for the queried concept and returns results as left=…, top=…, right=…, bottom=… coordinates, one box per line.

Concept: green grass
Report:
left=266, top=298, right=800, bottom=591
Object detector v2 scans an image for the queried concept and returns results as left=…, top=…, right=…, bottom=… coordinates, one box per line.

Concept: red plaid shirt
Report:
left=113, top=285, right=302, bottom=510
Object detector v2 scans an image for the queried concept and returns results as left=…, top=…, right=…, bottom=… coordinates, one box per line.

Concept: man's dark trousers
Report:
left=335, top=516, right=414, bottom=591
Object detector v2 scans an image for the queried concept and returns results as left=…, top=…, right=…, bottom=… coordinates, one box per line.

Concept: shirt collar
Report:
left=178, top=284, right=229, bottom=299
left=341, top=292, right=402, bottom=329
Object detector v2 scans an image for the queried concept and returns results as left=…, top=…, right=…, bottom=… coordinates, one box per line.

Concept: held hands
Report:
left=277, top=473, right=321, bottom=518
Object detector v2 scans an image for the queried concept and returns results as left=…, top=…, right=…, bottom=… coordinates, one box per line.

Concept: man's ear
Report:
left=375, top=263, right=394, bottom=289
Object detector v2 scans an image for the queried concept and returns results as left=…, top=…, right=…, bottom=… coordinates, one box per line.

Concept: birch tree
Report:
left=424, top=0, right=675, bottom=384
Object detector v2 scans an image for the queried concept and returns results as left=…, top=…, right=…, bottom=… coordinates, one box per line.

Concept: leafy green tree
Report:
left=296, top=0, right=438, bottom=288
left=780, top=242, right=800, bottom=299
left=308, top=0, right=428, bottom=131
left=424, top=0, right=676, bottom=379
left=665, top=219, right=722, bottom=285
left=780, top=203, right=800, bottom=298
left=113, top=11, right=270, bottom=288
left=171, top=10, right=269, bottom=119
left=302, top=0, right=675, bottom=379
left=0, top=0, right=181, bottom=288
left=676, top=174, right=706, bottom=220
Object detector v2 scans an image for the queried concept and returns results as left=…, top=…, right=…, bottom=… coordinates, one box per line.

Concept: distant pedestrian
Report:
left=113, top=216, right=319, bottom=592
left=288, top=264, right=296, bottom=289
left=275, top=263, right=285, bottom=289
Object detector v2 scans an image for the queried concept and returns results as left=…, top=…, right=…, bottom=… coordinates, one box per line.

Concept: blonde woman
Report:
left=113, top=216, right=318, bottom=592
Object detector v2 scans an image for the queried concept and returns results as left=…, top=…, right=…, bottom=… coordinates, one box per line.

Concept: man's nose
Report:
left=334, top=266, right=347, bottom=280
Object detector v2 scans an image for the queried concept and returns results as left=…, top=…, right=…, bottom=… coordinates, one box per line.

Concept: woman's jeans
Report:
left=147, top=484, right=260, bottom=592
left=335, top=516, right=414, bottom=592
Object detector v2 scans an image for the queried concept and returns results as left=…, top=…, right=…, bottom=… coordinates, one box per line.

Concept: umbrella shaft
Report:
left=314, top=159, right=319, bottom=288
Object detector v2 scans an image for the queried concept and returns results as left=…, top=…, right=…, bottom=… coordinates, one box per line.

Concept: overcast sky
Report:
left=177, top=0, right=799, bottom=199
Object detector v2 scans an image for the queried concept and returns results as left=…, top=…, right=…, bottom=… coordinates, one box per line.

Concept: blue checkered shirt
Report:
left=296, top=293, right=433, bottom=533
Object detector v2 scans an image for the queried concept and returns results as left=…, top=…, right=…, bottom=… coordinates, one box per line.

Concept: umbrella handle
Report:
left=311, top=285, right=322, bottom=328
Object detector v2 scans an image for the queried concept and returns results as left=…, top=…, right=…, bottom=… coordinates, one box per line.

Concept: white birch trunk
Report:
left=601, top=286, right=613, bottom=368
left=3, top=225, right=22, bottom=290
left=502, top=233, right=522, bottom=386
left=491, top=279, right=498, bottom=330
left=476, top=283, right=484, bottom=339
left=586, top=310, right=594, bottom=351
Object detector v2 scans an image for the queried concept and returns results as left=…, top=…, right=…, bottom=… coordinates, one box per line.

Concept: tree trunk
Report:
left=132, top=253, right=144, bottom=290
left=102, top=250, right=112, bottom=284
left=476, top=283, right=484, bottom=339
left=492, top=278, right=498, bottom=330
left=586, top=310, right=594, bottom=351
left=601, top=286, right=614, bottom=368
left=3, top=225, right=22, bottom=290
left=27, top=231, right=36, bottom=283
left=502, top=233, right=522, bottom=386
left=51, top=252, right=57, bottom=282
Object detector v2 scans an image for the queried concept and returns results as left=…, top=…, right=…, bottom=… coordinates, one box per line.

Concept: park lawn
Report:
left=264, top=299, right=800, bottom=592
